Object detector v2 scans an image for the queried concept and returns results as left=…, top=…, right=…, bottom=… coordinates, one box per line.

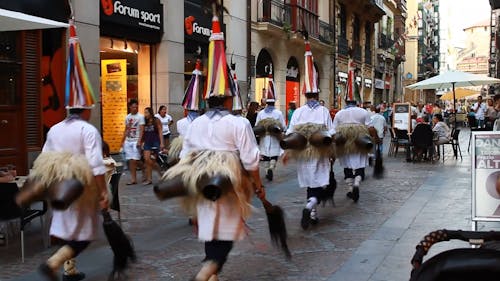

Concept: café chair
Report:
left=0, top=182, right=47, bottom=262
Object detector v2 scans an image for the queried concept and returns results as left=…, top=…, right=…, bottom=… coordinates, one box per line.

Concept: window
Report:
left=339, top=4, right=346, bottom=38
left=353, top=15, right=360, bottom=44
left=365, top=23, right=371, bottom=50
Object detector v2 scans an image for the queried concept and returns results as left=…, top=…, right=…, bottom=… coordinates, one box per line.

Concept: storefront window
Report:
left=0, top=32, right=20, bottom=106
left=100, top=37, right=151, bottom=153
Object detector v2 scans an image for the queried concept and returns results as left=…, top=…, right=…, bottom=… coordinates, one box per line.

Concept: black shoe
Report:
left=352, top=186, right=359, bottom=203
left=346, top=192, right=353, bottom=199
left=266, top=169, right=273, bottom=181
left=310, top=218, right=319, bottom=225
left=62, top=272, right=85, bottom=281
left=301, top=209, right=311, bottom=230
left=38, top=263, right=59, bottom=281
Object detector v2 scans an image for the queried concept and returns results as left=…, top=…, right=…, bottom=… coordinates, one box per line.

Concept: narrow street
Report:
left=0, top=133, right=475, bottom=281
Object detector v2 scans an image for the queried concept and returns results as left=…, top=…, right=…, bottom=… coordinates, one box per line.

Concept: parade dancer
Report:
left=155, top=13, right=265, bottom=281
left=282, top=33, right=335, bottom=230
left=169, top=58, right=204, bottom=167
left=332, top=99, right=373, bottom=203
left=16, top=21, right=108, bottom=281
left=255, top=72, right=286, bottom=181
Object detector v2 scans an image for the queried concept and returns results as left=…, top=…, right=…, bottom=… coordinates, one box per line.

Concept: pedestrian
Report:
left=255, top=88, right=286, bottom=181
left=332, top=98, right=373, bottom=203
left=369, top=105, right=386, bottom=161
left=158, top=15, right=265, bottom=281
left=485, top=98, right=496, bottom=130
left=282, top=36, right=334, bottom=230
left=121, top=99, right=145, bottom=185
left=141, top=107, right=164, bottom=185
left=287, top=101, right=296, bottom=125
left=245, top=101, right=259, bottom=127
left=25, top=98, right=108, bottom=281
left=472, top=96, right=487, bottom=128
left=155, top=105, right=173, bottom=148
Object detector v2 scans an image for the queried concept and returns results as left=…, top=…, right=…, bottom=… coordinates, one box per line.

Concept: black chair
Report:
left=441, top=129, right=462, bottom=161
left=109, top=172, right=122, bottom=223
left=393, top=128, right=411, bottom=160
left=0, top=182, right=47, bottom=262
left=411, top=123, right=434, bottom=162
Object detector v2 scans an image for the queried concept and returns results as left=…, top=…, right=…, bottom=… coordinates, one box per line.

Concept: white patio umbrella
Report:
left=406, top=71, right=500, bottom=113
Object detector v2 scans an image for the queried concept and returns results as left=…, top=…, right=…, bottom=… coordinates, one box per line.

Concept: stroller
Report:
left=150, top=148, right=170, bottom=173
left=410, top=229, right=500, bottom=281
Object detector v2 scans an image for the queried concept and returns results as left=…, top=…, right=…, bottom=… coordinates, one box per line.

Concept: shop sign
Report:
left=338, top=72, right=348, bottom=83
left=185, top=1, right=213, bottom=44
left=185, top=16, right=211, bottom=37
left=472, top=132, right=500, bottom=223
left=364, top=78, right=372, bottom=88
left=100, top=0, right=163, bottom=32
left=374, top=78, right=384, bottom=89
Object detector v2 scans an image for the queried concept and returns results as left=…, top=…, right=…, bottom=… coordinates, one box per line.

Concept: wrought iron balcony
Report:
left=318, top=20, right=333, bottom=44
left=379, top=33, right=394, bottom=50
left=287, top=3, right=319, bottom=38
left=257, top=0, right=291, bottom=27
left=338, top=36, right=349, bottom=57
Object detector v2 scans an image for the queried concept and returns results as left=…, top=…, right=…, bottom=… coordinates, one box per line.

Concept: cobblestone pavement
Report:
left=0, top=131, right=474, bottom=281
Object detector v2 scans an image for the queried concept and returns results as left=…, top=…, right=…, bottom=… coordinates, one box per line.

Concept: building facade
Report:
left=1, top=0, right=409, bottom=172
left=456, top=20, right=490, bottom=75
left=404, top=0, right=440, bottom=104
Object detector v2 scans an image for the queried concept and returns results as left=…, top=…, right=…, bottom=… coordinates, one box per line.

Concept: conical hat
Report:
left=266, top=74, right=276, bottom=102
left=65, top=20, right=97, bottom=109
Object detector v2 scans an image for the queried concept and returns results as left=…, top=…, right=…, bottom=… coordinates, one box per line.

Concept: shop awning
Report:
left=0, top=8, right=68, bottom=31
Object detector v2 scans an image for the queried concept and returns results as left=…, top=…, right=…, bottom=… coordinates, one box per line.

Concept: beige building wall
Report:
left=403, top=0, right=419, bottom=101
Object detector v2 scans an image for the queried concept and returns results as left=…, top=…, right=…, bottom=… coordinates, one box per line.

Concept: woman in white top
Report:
left=155, top=105, right=173, bottom=148
left=432, top=113, right=451, bottom=145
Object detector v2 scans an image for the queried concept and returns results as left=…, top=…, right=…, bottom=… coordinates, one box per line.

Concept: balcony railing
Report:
left=287, top=3, right=319, bottom=38
left=365, top=48, right=372, bottom=65
left=257, top=0, right=291, bottom=27
left=338, top=36, right=349, bottom=56
left=379, top=33, right=394, bottom=50
left=318, top=20, right=333, bottom=44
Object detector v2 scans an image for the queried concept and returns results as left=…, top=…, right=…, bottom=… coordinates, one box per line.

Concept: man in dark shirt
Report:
left=246, top=101, right=259, bottom=127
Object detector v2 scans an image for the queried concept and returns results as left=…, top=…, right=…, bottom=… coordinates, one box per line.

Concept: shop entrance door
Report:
left=0, top=63, right=23, bottom=169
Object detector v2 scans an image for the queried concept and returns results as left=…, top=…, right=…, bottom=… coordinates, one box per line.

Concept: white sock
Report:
left=306, top=197, right=318, bottom=210
left=345, top=178, right=354, bottom=192
left=310, top=207, right=317, bottom=220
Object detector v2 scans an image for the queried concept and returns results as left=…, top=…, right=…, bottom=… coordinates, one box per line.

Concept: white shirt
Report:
left=370, top=113, right=386, bottom=138
left=473, top=102, right=487, bottom=120
left=125, top=113, right=145, bottom=142
left=181, top=113, right=260, bottom=171
left=332, top=106, right=371, bottom=169
left=256, top=108, right=286, bottom=157
left=286, top=104, right=334, bottom=188
left=176, top=117, right=191, bottom=137
left=43, top=118, right=106, bottom=241
left=155, top=113, right=173, bottom=135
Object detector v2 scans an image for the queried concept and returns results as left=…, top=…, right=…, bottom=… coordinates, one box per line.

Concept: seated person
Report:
left=0, top=170, right=14, bottom=183
left=432, top=114, right=451, bottom=145
left=411, top=117, right=434, bottom=161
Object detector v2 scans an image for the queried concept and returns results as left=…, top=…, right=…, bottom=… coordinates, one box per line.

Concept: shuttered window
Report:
left=23, top=30, right=42, bottom=150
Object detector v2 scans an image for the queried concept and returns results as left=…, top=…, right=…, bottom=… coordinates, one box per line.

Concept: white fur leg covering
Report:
left=306, top=197, right=318, bottom=210
left=345, top=178, right=354, bottom=192
left=269, top=159, right=277, bottom=170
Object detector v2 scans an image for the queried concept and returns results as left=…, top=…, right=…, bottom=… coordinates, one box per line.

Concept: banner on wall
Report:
left=101, top=59, right=128, bottom=153
left=472, top=132, right=500, bottom=220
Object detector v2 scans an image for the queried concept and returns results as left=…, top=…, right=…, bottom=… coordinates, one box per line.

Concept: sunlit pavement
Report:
left=1, top=128, right=491, bottom=281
